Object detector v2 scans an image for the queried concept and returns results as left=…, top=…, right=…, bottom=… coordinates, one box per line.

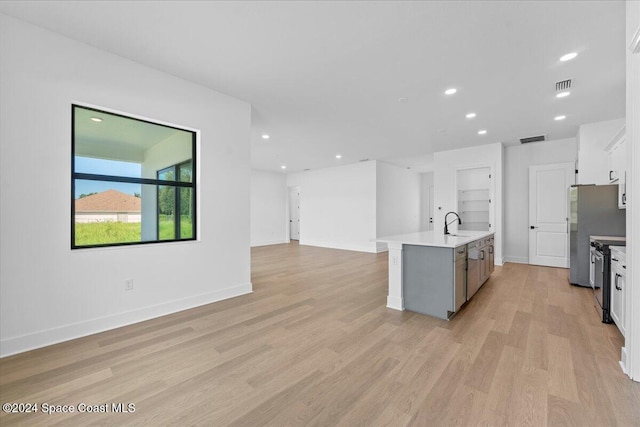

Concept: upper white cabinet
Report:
left=605, top=126, right=627, bottom=209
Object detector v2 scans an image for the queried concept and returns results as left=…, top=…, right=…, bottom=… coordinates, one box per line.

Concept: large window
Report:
left=72, top=105, right=197, bottom=248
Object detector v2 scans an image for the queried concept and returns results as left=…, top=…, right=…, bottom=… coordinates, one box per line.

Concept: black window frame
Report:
left=71, top=104, right=197, bottom=249
left=156, top=160, right=194, bottom=241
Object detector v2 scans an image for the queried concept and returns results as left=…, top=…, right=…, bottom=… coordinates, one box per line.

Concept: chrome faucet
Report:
left=444, top=211, right=462, bottom=235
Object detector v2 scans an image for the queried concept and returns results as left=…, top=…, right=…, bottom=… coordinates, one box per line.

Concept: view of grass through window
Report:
left=72, top=105, right=196, bottom=248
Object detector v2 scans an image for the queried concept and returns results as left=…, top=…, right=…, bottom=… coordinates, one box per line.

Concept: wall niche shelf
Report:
left=457, top=169, right=491, bottom=232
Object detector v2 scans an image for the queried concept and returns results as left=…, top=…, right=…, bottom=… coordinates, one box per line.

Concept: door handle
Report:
left=530, top=226, right=539, bottom=229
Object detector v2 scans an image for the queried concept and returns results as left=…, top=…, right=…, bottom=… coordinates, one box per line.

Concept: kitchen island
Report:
left=378, top=230, right=494, bottom=320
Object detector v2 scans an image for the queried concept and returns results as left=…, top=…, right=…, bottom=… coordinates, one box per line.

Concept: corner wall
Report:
left=376, top=162, right=421, bottom=251
left=624, top=0, right=640, bottom=381
left=299, top=161, right=378, bottom=252
left=251, top=170, right=288, bottom=246
left=0, top=14, right=252, bottom=356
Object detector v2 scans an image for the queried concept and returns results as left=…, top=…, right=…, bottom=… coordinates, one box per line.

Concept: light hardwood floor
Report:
left=1, top=241, right=639, bottom=426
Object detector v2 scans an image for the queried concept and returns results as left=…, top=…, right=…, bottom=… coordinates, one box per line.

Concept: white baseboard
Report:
left=620, top=346, right=629, bottom=376
left=503, top=256, right=529, bottom=264
left=0, top=282, right=253, bottom=358
left=300, top=239, right=378, bottom=253
left=387, top=296, right=404, bottom=311
left=250, top=239, right=289, bottom=247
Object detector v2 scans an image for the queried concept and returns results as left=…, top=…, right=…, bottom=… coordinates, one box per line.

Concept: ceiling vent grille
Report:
left=520, top=135, right=547, bottom=144
left=555, top=79, right=572, bottom=91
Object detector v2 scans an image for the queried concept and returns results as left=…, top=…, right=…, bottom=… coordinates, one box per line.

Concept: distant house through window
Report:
left=72, top=105, right=197, bottom=248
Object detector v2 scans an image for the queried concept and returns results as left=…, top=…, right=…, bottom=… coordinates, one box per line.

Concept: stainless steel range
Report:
left=590, top=235, right=626, bottom=323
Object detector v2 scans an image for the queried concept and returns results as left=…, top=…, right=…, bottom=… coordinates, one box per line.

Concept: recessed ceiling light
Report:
left=560, top=52, right=578, bottom=62
left=261, top=134, right=270, bottom=140
left=398, top=97, right=407, bottom=103
left=444, top=88, right=457, bottom=95
left=90, top=117, right=103, bottom=122
left=554, top=115, right=566, bottom=121
left=466, top=112, right=476, bottom=119
left=556, top=91, right=571, bottom=98
left=478, top=130, right=487, bottom=135
left=280, top=165, right=286, bottom=169
left=336, top=154, right=342, bottom=159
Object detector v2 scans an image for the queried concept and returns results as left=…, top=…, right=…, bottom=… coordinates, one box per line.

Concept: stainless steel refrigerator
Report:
left=569, top=185, right=625, bottom=287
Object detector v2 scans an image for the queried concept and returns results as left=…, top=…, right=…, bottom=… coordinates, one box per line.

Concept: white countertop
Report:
left=377, top=230, right=493, bottom=248
left=610, top=246, right=626, bottom=255
left=590, top=235, right=626, bottom=243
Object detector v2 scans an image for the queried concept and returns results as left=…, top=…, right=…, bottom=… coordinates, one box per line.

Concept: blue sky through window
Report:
left=74, top=157, right=142, bottom=198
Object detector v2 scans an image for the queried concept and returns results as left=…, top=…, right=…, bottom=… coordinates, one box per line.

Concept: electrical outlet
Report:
left=125, top=279, right=134, bottom=291
left=392, top=256, right=398, bottom=266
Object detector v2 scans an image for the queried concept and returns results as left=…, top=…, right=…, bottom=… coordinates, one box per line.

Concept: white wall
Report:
left=286, top=172, right=304, bottom=188
left=503, top=138, right=578, bottom=264
left=420, top=172, right=434, bottom=231
left=250, top=170, right=287, bottom=246
left=0, top=15, right=252, bottom=356
left=625, top=0, right=640, bottom=381
left=433, top=143, right=504, bottom=264
left=376, top=162, right=421, bottom=251
left=577, top=118, right=625, bottom=185
left=299, top=161, right=378, bottom=252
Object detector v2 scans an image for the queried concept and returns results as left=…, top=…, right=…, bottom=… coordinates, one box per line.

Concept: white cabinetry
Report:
left=610, top=246, right=626, bottom=337
left=605, top=126, right=627, bottom=209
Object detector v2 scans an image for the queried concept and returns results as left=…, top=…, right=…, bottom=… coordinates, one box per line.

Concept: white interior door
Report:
left=288, top=186, right=300, bottom=240
left=528, top=163, right=574, bottom=267
left=428, top=186, right=434, bottom=231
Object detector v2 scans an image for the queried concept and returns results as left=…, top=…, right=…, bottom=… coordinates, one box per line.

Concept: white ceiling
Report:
left=74, top=106, right=189, bottom=162
left=0, top=1, right=627, bottom=173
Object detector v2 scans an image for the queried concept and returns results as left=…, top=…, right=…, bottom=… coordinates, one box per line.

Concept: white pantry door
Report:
left=528, top=163, right=574, bottom=267
left=288, top=187, right=300, bottom=240
left=428, top=186, right=434, bottom=231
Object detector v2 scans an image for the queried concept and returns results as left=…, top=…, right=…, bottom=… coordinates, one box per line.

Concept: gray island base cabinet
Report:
left=403, top=245, right=467, bottom=319
left=377, top=231, right=495, bottom=320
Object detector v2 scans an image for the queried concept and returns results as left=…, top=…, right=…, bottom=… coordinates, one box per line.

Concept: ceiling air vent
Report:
left=555, top=79, right=572, bottom=91
left=520, top=135, right=547, bottom=144
left=359, top=158, right=370, bottom=162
